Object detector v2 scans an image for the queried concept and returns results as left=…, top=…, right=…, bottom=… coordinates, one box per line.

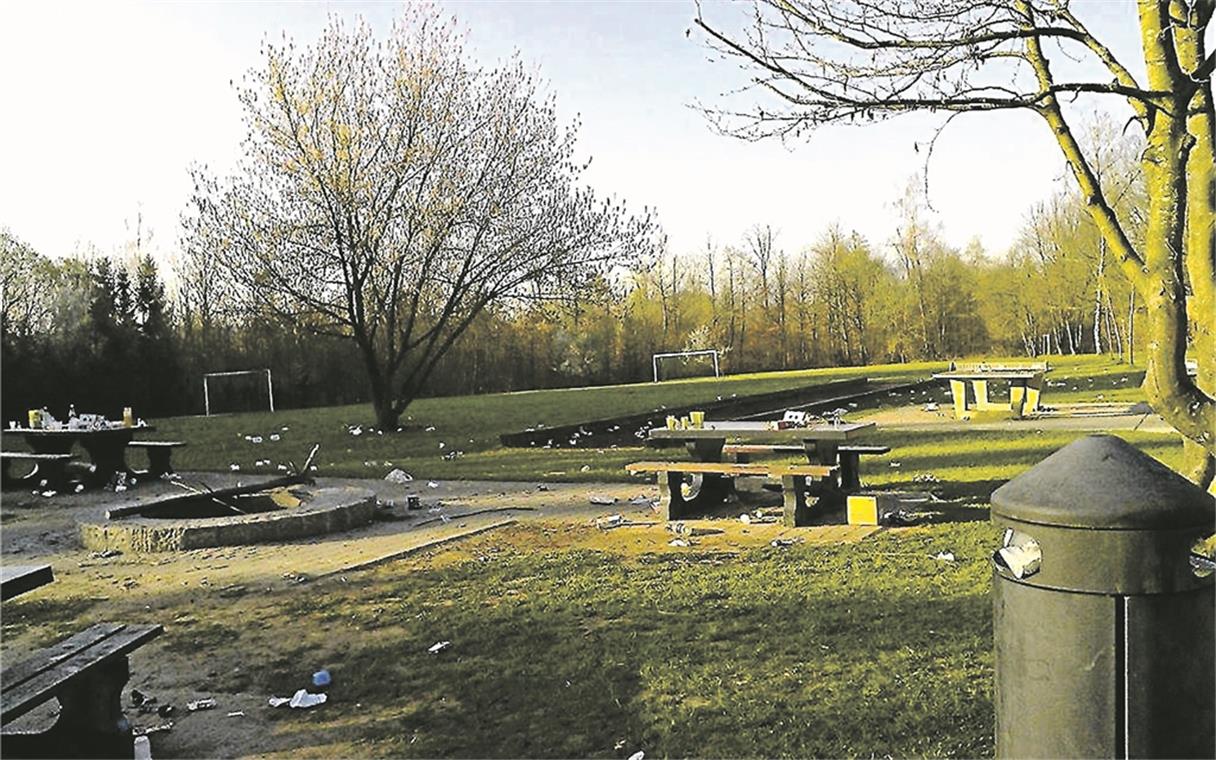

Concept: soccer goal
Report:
left=652, top=349, right=721, bottom=383
left=203, top=369, right=276, bottom=415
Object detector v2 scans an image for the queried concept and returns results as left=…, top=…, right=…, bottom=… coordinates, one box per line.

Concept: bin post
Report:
left=990, top=435, right=1215, bottom=759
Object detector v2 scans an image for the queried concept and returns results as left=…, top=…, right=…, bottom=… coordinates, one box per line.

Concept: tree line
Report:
left=1, top=155, right=1146, bottom=424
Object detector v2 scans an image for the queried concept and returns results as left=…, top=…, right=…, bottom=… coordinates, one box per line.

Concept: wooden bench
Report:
left=722, top=444, right=805, bottom=463
left=1, top=622, right=163, bottom=759
left=1, top=453, right=76, bottom=491
left=626, top=460, right=838, bottom=526
left=127, top=441, right=186, bottom=478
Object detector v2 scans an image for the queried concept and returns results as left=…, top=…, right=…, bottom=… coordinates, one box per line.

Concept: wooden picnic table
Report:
left=1, top=564, right=54, bottom=602
left=7, top=425, right=153, bottom=487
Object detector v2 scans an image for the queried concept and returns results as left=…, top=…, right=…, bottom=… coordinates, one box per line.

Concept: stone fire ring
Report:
left=80, top=487, right=378, bottom=552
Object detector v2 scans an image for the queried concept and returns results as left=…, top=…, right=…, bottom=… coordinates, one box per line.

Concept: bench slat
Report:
left=838, top=445, right=890, bottom=454
left=1, top=623, right=126, bottom=696
left=769, top=464, right=838, bottom=477
left=0, top=453, right=77, bottom=461
left=627, top=461, right=773, bottom=475
left=1, top=624, right=163, bottom=724
left=128, top=441, right=186, bottom=448
left=722, top=444, right=805, bottom=455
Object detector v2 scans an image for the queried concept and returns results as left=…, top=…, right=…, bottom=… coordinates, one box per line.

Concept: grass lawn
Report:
left=132, top=354, right=1164, bottom=484
left=1, top=354, right=1190, bottom=758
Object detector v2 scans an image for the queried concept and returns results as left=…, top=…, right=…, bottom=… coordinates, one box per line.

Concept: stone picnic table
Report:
left=932, top=363, right=1048, bottom=419
left=7, top=424, right=153, bottom=488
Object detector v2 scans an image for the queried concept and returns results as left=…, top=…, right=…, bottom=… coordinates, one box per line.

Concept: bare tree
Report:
left=182, top=10, right=659, bottom=428
left=696, top=0, right=1215, bottom=485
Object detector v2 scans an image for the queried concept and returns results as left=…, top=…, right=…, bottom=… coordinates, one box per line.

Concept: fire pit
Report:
left=80, top=485, right=377, bottom=552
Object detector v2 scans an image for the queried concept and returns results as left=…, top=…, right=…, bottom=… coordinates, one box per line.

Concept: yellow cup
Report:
left=122, top=407, right=134, bottom=428
left=666, top=415, right=678, bottom=430
left=680, top=416, right=691, bottom=429
left=690, top=411, right=705, bottom=429
left=27, top=409, right=40, bottom=429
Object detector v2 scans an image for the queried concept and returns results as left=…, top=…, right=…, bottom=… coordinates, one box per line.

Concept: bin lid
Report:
left=991, top=435, right=1215, bottom=529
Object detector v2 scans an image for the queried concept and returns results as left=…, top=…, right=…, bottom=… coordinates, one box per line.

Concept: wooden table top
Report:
left=648, top=421, right=876, bottom=442
left=1, top=565, right=54, bottom=602
left=7, top=425, right=153, bottom=437
left=933, top=370, right=1043, bottom=380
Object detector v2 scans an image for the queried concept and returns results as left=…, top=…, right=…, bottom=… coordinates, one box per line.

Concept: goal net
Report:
left=652, top=350, right=721, bottom=383
left=203, top=370, right=276, bottom=415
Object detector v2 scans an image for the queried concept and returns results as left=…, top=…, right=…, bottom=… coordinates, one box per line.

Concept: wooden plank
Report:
left=626, top=461, right=774, bottom=476
left=0, top=564, right=54, bottom=602
left=838, top=445, right=891, bottom=454
left=128, top=441, right=186, bottom=448
left=0, top=453, right=76, bottom=461
left=0, top=623, right=124, bottom=695
left=769, top=464, right=838, bottom=477
left=1, top=624, right=162, bottom=723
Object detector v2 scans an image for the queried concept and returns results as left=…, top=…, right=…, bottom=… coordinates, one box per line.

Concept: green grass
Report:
left=2, top=523, right=998, bottom=758
left=118, top=353, right=1158, bottom=483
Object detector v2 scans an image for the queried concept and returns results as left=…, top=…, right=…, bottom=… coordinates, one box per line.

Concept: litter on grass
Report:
left=428, top=640, right=452, bottom=654
left=269, top=690, right=328, bottom=709
left=186, top=698, right=216, bottom=712
left=596, top=514, right=624, bottom=530
left=934, top=551, right=956, bottom=562
left=385, top=469, right=414, bottom=484
left=589, top=495, right=618, bottom=505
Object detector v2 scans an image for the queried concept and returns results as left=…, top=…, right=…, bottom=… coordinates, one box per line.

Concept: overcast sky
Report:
left=1, top=1, right=1152, bottom=270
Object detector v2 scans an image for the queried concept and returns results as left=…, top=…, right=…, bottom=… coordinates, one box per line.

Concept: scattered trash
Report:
left=407, top=495, right=421, bottom=510
left=628, top=751, right=645, bottom=760
left=889, top=461, right=902, bottom=468
left=580, top=464, right=591, bottom=472
left=881, top=510, right=925, bottom=526
left=227, top=711, right=245, bottom=717
left=427, top=481, right=440, bottom=489
left=186, top=698, right=216, bottom=712
left=596, top=514, right=624, bottom=530
left=739, top=512, right=777, bottom=525
left=385, top=469, right=414, bottom=484
left=229, top=464, right=240, bottom=472
left=428, top=640, right=452, bottom=654
left=133, top=722, right=173, bottom=738
left=771, top=538, right=799, bottom=548
left=250, top=436, right=263, bottom=444
left=269, top=690, right=328, bottom=709
left=934, top=551, right=956, bottom=562
left=270, top=434, right=281, bottom=441
left=924, top=402, right=939, bottom=412
left=349, top=426, right=363, bottom=436
left=425, top=426, right=436, bottom=432
left=589, top=495, right=618, bottom=506
left=668, top=538, right=691, bottom=548
left=312, top=669, right=332, bottom=689
left=74, top=483, right=85, bottom=493
left=628, top=495, right=653, bottom=506
left=91, top=549, right=122, bottom=559
left=536, top=484, right=550, bottom=492
left=913, top=473, right=940, bottom=483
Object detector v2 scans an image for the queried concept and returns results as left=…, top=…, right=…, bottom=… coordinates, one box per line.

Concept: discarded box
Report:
left=846, top=491, right=933, bottom=526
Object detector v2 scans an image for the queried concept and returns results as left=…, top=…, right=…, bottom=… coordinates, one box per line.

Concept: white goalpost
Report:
left=652, top=349, right=721, bottom=383
left=203, top=369, right=275, bottom=415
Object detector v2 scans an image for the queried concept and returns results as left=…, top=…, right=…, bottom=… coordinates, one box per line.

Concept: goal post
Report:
left=203, top=369, right=275, bottom=415
left=652, top=349, right=721, bottom=383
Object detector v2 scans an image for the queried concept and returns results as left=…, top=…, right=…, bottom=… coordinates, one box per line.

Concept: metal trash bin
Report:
left=990, top=435, right=1215, bottom=759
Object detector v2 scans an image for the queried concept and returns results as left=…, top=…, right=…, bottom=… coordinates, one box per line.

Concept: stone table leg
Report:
left=949, top=379, right=968, bottom=419
left=972, top=379, right=990, bottom=410
left=1024, top=372, right=1044, bottom=412
left=1010, top=380, right=1027, bottom=417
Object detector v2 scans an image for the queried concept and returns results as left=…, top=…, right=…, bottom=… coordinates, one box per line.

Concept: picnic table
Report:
left=932, top=363, right=1048, bottom=419
left=1, top=565, right=54, bottom=602
left=648, top=420, right=877, bottom=471
left=5, top=424, right=153, bottom=488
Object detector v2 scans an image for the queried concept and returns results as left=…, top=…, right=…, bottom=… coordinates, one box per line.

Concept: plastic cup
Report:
left=690, top=411, right=705, bottom=428
left=122, top=407, right=134, bottom=428
left=666, top=416, right=678, bottom=430
left=680, top=416, right=690, bottom=429
left=28, top=409, right=39, bottom=429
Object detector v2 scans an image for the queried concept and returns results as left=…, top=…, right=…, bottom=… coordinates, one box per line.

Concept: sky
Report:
left=0, top=1, right=1154, bottom=271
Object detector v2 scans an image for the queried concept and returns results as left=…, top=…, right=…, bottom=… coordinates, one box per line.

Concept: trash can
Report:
left=990, top=435, right=1215, bottom=759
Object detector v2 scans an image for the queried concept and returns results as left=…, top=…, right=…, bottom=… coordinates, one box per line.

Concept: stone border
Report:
left=80, top=487, right=377, bottom=552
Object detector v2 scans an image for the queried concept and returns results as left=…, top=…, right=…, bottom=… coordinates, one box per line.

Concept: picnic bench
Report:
left=933, top=362, right=1049, bottom=419
left=1, top=565, right=55, bottom=602
left=127, top=440, right=186, bottom=478
left=626, top=460, right=838, bottom=526
left=1, top=623, right=163, bottom=759
left=1, top=453, right=76, bottom=491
